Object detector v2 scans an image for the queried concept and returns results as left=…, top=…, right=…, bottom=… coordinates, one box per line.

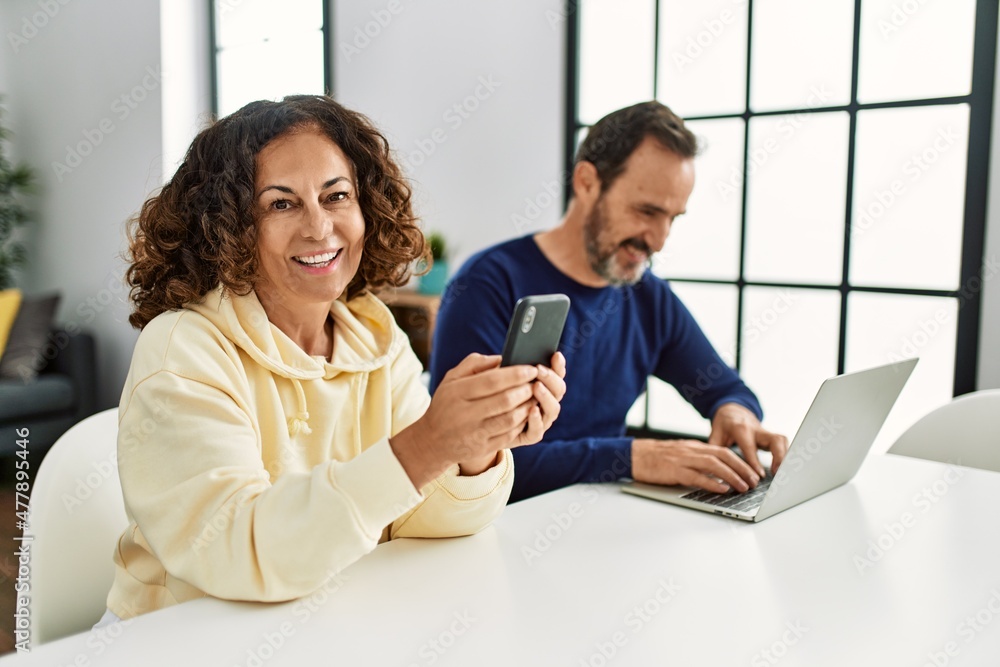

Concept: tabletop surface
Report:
left=4, top=453, right=999, bottom=666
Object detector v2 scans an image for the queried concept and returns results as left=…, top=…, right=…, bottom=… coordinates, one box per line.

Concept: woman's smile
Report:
left=292, top=248, right=343, bottom=273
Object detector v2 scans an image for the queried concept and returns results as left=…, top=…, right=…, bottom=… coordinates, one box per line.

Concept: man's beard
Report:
left=583, top=198, right=652, bottom=286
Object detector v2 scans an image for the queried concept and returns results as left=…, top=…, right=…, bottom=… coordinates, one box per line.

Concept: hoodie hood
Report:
left=186, top=286, right=405, bottom=435
left=187, top=285, right=404, bottom=379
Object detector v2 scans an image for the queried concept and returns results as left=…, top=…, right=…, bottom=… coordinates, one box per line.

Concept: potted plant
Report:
left=418, top=231, right=449, bottom=295
left=0, top=99, right=33, bottom=290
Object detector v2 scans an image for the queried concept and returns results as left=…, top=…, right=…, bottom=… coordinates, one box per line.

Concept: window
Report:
left=570, top=0, right=996, bottom=448
left=211, top=0, right=331, bottom=117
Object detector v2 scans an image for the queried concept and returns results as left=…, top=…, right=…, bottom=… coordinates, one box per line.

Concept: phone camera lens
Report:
left=521, top=306, right=536, bottom=333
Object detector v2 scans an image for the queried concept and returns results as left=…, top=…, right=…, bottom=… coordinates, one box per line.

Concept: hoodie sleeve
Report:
left=385, top=334, right=514, bottom=539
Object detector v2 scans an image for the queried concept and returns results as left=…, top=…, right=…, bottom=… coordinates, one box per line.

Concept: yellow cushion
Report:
left=0, top=289, right=23, bottom=361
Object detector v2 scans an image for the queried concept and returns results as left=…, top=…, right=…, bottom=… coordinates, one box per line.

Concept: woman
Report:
left=104, top=95, right=566, bottom=621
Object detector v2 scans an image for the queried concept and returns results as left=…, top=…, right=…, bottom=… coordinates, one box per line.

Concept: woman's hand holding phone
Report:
left=450, top=350, right=566, bottom=477
left=390, top=352, right=567, bottom=488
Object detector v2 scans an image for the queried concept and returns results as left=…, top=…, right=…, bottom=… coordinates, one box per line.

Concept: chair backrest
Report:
left=28, top=408, right=126, bottom=644
left=889, top=389, right=1000, bottom=473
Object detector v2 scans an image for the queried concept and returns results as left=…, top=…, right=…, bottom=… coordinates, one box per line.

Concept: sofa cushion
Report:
left=0, top=375, right=75, bottom=421
left=0, top=293, right=61, bottom=381
left=0, top=289, right=22, bottom=358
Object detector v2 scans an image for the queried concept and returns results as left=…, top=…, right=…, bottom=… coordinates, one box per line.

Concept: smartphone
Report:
left=499, top=294, right=570, bottom=367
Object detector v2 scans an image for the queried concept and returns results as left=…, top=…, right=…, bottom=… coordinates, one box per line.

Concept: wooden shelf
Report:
left=376, top=288, right=441, bottom=369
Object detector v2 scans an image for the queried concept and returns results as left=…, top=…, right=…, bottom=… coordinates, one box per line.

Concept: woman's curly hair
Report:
left=126, top=95, right=427, bottom=329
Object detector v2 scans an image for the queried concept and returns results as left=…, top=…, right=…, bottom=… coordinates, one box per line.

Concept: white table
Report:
left=4, top=454, right=999, bottom=666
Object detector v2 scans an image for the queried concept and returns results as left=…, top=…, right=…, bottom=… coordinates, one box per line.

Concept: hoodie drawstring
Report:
left=287, top=378, right=312, bottom=436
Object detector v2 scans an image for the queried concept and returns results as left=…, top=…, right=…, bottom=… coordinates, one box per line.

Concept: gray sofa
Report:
left=0, top=329, right=99, bottom=460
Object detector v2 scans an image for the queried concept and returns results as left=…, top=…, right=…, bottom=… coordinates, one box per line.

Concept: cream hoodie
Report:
left=107, top=286, right=513, bottom=619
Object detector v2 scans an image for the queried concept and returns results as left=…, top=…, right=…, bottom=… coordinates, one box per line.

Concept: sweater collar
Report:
left=185, top=285, right=403, bottom=381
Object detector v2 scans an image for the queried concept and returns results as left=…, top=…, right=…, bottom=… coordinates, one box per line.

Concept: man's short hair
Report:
left=575, top=101, right=699, bottom=192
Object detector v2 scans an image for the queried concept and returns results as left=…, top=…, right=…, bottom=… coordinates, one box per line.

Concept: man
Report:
left=430, top=101, right=788, bottom=503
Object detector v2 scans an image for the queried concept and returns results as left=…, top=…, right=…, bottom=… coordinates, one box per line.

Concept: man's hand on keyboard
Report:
left=631, top=439, right=762, bottom=494
left=708, top=403, right=789, bottom=478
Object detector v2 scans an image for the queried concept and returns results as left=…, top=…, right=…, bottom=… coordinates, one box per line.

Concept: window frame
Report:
left=565, top=0, right=998, bottom=432
left=208, top=0, right=333, bottom=119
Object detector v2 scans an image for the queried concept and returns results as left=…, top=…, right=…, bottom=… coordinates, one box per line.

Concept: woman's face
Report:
left=254, top=125, right=365, bottom=313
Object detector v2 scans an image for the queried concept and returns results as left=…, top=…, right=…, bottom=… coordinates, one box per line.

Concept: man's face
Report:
left=583, top=136, right=696, bottom=286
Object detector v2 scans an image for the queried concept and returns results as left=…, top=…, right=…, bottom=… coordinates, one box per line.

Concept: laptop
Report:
left=621, top=358, right=918, bottom=522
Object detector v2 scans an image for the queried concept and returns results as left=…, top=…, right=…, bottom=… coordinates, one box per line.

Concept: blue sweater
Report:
left=429, top=235, right=762, bottom=502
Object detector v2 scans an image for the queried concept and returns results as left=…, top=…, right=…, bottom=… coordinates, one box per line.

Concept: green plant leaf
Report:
left=427, top=231, right=447, bottom=260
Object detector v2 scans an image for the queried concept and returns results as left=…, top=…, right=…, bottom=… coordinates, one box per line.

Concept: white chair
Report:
left=28, top=408, right=127, bottom=644
left=889, top=389, right=1000, bottom=473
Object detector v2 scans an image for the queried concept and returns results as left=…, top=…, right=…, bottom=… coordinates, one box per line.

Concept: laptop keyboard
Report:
left=682, top=475, right=774, bottom=513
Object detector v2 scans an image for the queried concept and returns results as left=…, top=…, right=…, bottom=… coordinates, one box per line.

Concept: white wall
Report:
left=333, top=0, right=566, bottom=271
left=978, top=7, right=1000, bottom=390
left=161, top=0, right=213, bottom=181
left=0, top=0, right=163, bottom=409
